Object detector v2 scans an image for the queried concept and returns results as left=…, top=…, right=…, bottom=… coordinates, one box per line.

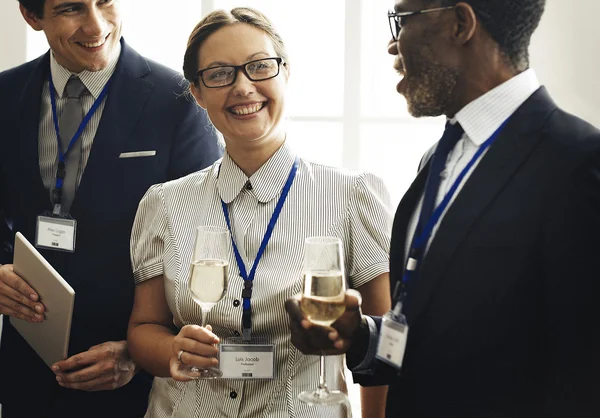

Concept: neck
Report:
left=447, top=50, right=522, bottom=118
left=226, top=133, right=286, bottom=177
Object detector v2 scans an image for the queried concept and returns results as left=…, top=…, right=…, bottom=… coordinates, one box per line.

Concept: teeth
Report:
left=79, top=39, right=106, bottom=48
left=231, top=103, right=263, bottom=115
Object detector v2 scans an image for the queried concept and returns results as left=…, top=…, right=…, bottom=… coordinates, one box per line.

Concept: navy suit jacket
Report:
left=354, top=88, right=600, bottom=418
left=0, top=39, right=221, bottom=418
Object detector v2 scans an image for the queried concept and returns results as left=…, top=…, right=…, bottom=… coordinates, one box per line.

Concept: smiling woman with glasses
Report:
left=127, top=6, right=393, bottom=418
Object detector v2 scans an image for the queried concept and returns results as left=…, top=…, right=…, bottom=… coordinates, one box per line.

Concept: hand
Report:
left=169, top=324, right=220, bottom=382
left=0, top=264, right=45, bottom=322
left=285, top=289, right=364, bottom=355
left=52, top=341, right=137, bottom=391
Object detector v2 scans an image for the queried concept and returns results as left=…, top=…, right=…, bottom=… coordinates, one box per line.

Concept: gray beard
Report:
left=404, top=62, right=459, bottom=118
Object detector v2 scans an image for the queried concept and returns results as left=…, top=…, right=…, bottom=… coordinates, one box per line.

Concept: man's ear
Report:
left=453, top=2, right=478, bottom=44
left=20, top=3, right=44, bottom=31
left=190, top=83, right=207, bottom=110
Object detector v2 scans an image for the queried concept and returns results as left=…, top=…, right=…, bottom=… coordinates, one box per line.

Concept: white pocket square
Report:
left=119, top=151, right=156, bottom=158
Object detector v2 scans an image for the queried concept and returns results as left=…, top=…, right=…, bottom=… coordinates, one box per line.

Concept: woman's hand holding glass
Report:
left=170, top=324, right=220, bottom=381
left=175, top=225, right=230, bottom=379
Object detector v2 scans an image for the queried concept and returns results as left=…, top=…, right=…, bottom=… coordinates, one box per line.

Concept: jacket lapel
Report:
left=389, top=158, right=431, bottom=290
left=406, top=87, right=558, bottom=324
left=15, top=53, right=53, bottom=210
left=70, top=39, right=153, bottom=215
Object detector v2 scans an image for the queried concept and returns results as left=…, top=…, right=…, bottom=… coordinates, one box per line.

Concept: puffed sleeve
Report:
left=345, top=172, right=393, bottom=289
left=130, top=184, right=168, bottom=284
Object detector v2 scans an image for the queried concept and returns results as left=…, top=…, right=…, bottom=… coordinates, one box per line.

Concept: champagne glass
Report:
left=178, top=225, right=229, bottom=379
left=298, top=236, right=348, bottom=405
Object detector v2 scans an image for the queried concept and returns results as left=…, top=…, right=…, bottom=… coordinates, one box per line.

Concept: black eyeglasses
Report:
left=194, top=57, right=285, bottom=88
left=388, top=6, right=456, bottom=40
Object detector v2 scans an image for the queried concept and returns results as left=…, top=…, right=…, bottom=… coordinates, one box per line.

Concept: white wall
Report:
left=0, top=5, right=26, bottom=413
left=530, top=0, right=600, bottom=128
left=0, top=2, right=27, bottom=71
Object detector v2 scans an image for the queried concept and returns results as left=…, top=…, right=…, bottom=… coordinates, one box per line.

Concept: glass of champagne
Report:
left=178, top=225, right=229, bottom=379
left=297, top=236, right=348, bottom=405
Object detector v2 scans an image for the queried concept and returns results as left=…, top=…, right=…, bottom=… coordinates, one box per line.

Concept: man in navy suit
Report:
left=287, top=0, right=600, bottom=417
left=0, top=0, right=221, bottom=417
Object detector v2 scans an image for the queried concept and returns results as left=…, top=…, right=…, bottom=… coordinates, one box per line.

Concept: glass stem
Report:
left=201, top=307, right=207, bottom=328
left=318, top=354, right=328, bottom=391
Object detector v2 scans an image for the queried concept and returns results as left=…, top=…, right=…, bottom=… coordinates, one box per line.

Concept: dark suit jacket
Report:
left=0, top=39, right=221, bottom=418
left=354, top=87, right=600, bottom=418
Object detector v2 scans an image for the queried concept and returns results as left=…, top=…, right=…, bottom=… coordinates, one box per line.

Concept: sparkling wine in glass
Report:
left=178, top=225, right=229, bottom=379
left=297, top=236, right=349, bottom=405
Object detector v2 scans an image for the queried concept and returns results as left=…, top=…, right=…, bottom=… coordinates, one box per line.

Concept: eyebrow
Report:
left=52, top=1, right=84, bottom=11
left=394, top=2, right=407, bottom=13
left=203, top=51, right=272, bottom=69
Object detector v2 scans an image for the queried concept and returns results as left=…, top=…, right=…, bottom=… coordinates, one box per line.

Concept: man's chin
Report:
left=406, top=101, right=444, bottom=118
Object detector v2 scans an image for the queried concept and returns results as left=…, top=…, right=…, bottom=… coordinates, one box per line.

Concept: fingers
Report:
left=170, top=325, right=220, bottom=381
left=57, top=366, right=121, bottom=391
left=56, top=360, right=111, bottom=387
left=177, top=335, right=219, bottom=358
left=172, top=325, right=220, bottom=370
left=288, top=313, right=343, bottom=355
left=53, top=350, right=97, bottom=373
left=0, top=264, right=40, bottom=301
left=53, top=342, right=137, bottom=391
left=345, top=289, right=362, bottom=311
left=177, top=351, right=219, bottom=369
left=0, top=265, right=44, bottom=322
left=0, top=291, right=43, bottom=322
left=179, top=324, right=219, bottom=345
left=169, top=357, right=198, bottom=382
left=284, top=294, right=304, bottom=323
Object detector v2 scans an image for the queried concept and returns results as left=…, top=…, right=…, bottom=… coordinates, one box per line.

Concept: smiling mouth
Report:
left=76, top=34, right=110, bottom=49
left=228, top=102, right=266, bottom=116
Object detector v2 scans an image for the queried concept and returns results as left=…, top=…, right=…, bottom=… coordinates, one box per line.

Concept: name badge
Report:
left=219, top=338, right=275, bottom=380
left=376, top=312, right=409, bottom=370
left=35, top=216, right=77, bottom=253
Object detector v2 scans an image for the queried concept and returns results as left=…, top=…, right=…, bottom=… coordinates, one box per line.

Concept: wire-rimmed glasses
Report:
left=387, top=6, right=456, bottom=40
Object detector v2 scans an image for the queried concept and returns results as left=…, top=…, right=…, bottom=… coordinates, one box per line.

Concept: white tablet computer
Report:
left=10, top=232, right=75, bottom=368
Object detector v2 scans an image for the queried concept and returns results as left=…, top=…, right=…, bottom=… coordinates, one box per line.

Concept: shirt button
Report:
left=233, top=330, right=240, bottom=337
left=245, top=181, right=253, bottom=190
left=233, top=299, right=240, bottom=307
left=230, top=391, right=238, bottom=399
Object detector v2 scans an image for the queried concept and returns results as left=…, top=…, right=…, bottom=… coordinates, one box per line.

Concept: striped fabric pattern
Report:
left=131, top=142, right=393, bottom=417
left=38, top=46, right=120, bottom=193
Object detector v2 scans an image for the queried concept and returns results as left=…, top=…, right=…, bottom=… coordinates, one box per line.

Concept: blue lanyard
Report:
left=49, top=75, right=111, bottom=210
left=394, top=119, right=510, bottom=301
left=220, top=157, right=299, bottom=340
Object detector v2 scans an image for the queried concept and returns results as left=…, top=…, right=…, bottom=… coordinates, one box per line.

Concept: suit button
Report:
left=233, top=299, right=240, bottom=307
left=230, top=391, right=238, bottom=399
left=233, top=330, right=240, bottom=337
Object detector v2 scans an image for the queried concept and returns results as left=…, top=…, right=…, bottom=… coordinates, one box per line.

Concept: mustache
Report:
left=393, top=57, right=405, bottom=75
